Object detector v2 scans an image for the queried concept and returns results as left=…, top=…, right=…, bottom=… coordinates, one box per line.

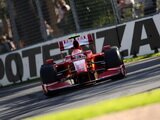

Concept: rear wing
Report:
left=58, top=34, right=94, bottom=51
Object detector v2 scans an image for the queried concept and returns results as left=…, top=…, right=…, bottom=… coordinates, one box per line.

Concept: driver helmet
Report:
left=73, top=40, right=80, bottom=49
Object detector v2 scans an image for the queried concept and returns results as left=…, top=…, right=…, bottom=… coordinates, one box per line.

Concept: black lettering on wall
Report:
left=5, top=53, right=23, bottom=83
left=116, top=25, right=128, bottom=57
left=42, top=42, right=67, bottom=62
left=96, top=25, right=126, bottom=49
left=42, top=43, right=58, bottom=62
left=53, top=53, right=67, bottom=60
left=22, top=47, right=41, bottom=77
left=120, top=49, right=129, bottom=58
left=0, top=59, right=4, bottom=80
left=131, top=18, right=160, bottom=55
left=114, top=25, right=126, bottom=47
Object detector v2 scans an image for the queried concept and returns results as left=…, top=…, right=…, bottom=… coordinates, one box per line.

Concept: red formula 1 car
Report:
left=40, top=34, right=126, bottom=96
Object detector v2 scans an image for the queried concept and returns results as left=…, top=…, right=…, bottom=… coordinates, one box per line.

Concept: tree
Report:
left=0, top=0, right=6, bottom=19
left=0, top=0, right=9, bottom=36
left=74, top=0, right=115, bottom=30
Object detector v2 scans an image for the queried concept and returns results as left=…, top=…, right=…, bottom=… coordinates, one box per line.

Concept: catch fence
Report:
left=1, top=0, right=160, bottom=52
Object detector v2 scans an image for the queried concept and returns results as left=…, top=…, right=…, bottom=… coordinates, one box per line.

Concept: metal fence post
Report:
left=6, top=0, right=20, bottom=48
left=69, top=0, right=81, bottom=32
left=110, top=0, right=121, bottom=24
left=35, top=0, right=48, bottom=41
left=110, top=0, right=122, bottom=47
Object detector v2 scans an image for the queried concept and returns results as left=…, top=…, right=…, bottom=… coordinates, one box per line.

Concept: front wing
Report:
left=42, top=65, right=125, bottom=94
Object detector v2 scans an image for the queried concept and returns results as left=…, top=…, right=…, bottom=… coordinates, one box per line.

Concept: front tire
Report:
left=40, top=64, right=59, bottom=96
left=40, top=64, right=58, bottom=84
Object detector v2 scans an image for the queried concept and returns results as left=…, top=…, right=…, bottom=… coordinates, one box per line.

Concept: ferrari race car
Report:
left=40, top=34, right=126, bottom=96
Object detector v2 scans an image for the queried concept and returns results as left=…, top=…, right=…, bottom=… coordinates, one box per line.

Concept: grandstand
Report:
left=0, top=0, right=160, bottom=54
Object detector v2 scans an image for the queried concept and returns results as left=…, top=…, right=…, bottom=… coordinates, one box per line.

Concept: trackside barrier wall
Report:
left=0, top=13, right=160, bottom=86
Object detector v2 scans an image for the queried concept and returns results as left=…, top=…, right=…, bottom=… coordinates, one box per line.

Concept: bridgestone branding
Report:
left=0, top=14, right=160, bottom=86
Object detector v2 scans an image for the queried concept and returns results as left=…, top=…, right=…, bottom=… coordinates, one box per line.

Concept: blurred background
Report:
left=0, top=0, right=160, bottom=54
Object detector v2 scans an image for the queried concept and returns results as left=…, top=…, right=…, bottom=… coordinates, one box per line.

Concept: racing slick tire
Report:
left=40, top=64, right=59, bottom=97
left=40, top=64, right=58, bottom=84
left=104, top=46, right=126, bottom=79
left=104, top=46, right=123, bottom=68
left=117, top=65, right=126, bottom=79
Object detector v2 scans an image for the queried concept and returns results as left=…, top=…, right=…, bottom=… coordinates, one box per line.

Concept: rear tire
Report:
left=112, top=65, right=126, bottom=80
left=104, top=46, right=123, bottom=69
left=104, top=47, right=126, bottom=80
left=118, top=65, right=126, bottom=79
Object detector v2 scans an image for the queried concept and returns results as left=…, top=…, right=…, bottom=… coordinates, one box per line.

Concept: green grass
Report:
left=123, top=52, right=160, bottom=63
left=26, top=89, right=160, bottom=120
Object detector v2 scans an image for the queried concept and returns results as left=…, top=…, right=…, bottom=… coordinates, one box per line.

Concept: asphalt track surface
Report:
left=0, top=57, right=160, bottom=120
